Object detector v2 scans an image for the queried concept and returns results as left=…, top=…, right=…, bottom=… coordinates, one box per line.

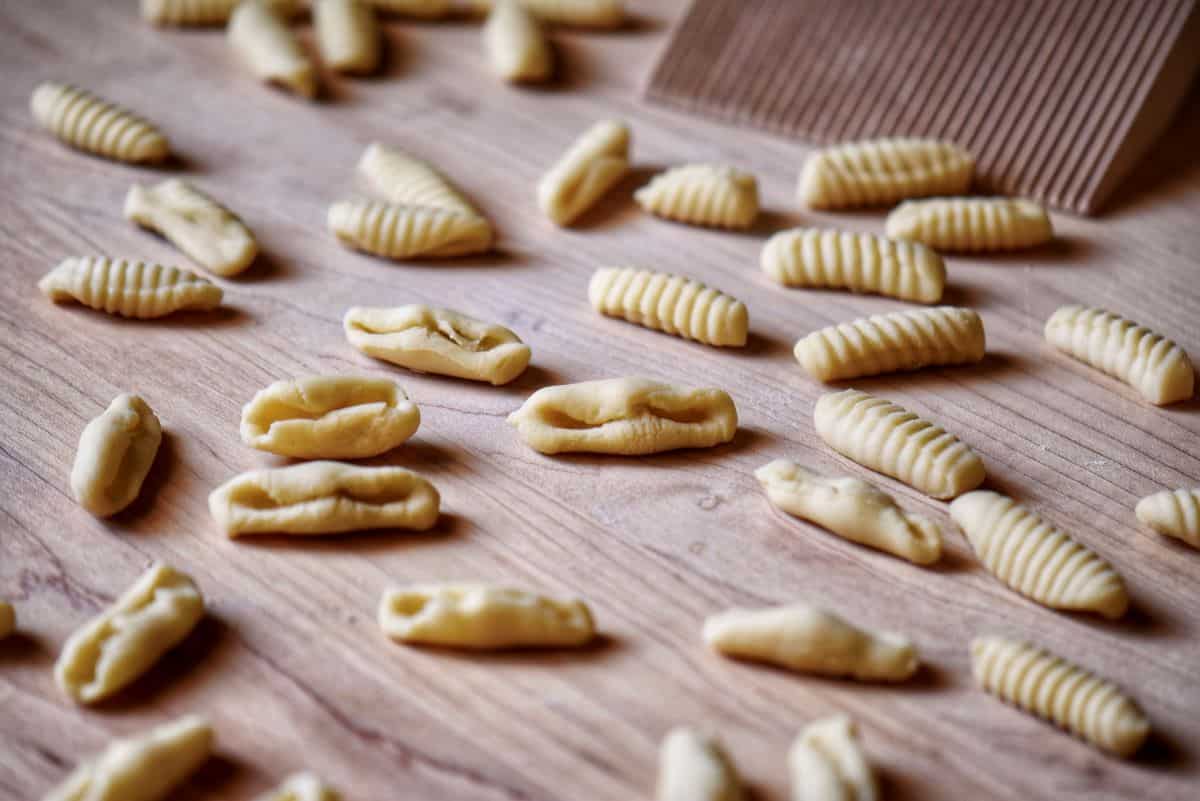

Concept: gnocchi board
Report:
left=1, top=1, right=1199, bottom=800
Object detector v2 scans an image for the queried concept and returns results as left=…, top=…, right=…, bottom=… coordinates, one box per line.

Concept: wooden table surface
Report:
left=2, top=2, right=1198, bottom=799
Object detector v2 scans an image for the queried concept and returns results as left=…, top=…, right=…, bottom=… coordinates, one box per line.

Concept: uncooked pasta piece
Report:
left=886, top=197, right=1053, bottom=252
left=756, top=459, right=942, bottom=565
left=798, top=138, right=972, bottom=209
left=589, top=267, right=749, bottom=347
left=0, top=601, right=13, bottom=640
left=794, top=307, right=985, bottom=382
left=71, top=394, right=162, bottom=518
left=813, top=389, right=985, bottom=500
left=208, top=461, right=440, bottom=536
left=366, top=0, right=451, bottom=17
left=537, top=119, right=630, bottom=226
left=379, top=584, right=594, bottom=649
left=656, top=728, right=743, bottom=801
left=315, top=0, right=381, bottom=75
left=484, top=0, right=553, bottom=82
left=761, top=227, right=945, bottom=303
left=142, top=0, right=299, bottom=25
left=1044, top=305, right=1194, bottom=406
left=125, top=179, right=258, bottom=277
left=508, top=377, right=738, bottom=455
left=1136, top=488, right=1200, bottom=549
left=789, top=716, right=877, bottom=801
left=703, top=603, right=917, bottom=682
left=39, top=257, right=223, bottom=318
left=634, top=165, right=759, bottom=229
left=228, top=0, right=317, bottom=98
left=240, top=375, right=420, bottom=459
left=55, top=564, right=204, bottom=704
left=30, top=82, right=169, bottom=164
left=343, top=305, right=531, bottom=385
left=328, top=200, right=493, bottom=259
left=949, top=491, right=1128, bottom=619
left=356, top=143, right=483, bottom=218
left=254, top=773, right=341, bottom=801
left=473, top=0, right=624, bottom=27
left=970, top=636, right=1150, bottom=757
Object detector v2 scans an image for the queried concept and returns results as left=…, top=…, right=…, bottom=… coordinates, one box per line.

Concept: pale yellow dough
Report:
left=789, top=716, right=877, bottom=801
left=30, top=82, right=169, bottom=164
left=328, top=201, right=494, bottom=259
left=886, top=197, right=1053, bottom=252
left=315, top=0, right=381, bottom=75
left=473, top=0, right=624, bottom=27
left=357, top=143, right=484, bottom=218
left=635, top=165, right=759, bottom=229
left=142, top=0, right=300, bottom=25
left=1136, top=488, right=1200, bottom=548
left=656, top=728, right=743, bottom=801
left=71, top=394, right=162, bottom=518
left=589, top=267, right=749, bottom=347
left=228, top=0, right=317, bottom=98
left=485, top=0, right=553, bottom=82
left=538, top=119, right=630, bottom=226
left=0, top=600, right=14, bottom=640
left=798, top=137, right=972, bottom=209
left=253, top=772, right=341, bottom=801
left=40, top=257, right=223, bottom=319
left=125, top=180, right=257, bottom=276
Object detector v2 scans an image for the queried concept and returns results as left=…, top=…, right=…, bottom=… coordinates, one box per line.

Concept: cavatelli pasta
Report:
left=228, top=0, right=317, bottom=98
left=315, top=0, right=381, bottom=75
left=124, top=179, right=258, bottom=277
left=473, top=0, right=624, bottom=28
left=885, top=197, right=1053, bottom=252
left=141, top=0, right=299, bottom=25
left=589, top=267, right=748, bottom=347
left=484, top=0, right=553, bottom=82
left=328, top=200, right=493, bottom=259
left=1044, top=305, right=1194, bottom=405
left=1136, top=488, right=1200, bottom=549
left=656, top=728, right=744, bottom=801
left=798, top=138, right=973, bottom=209
left=635, top=164, right=758, bottom=229
left=39, top=257, right=223, bottom=318
left=788, top=716, right=877, bottom=801
left=537, top=119, right=630, bottom=226
left=356, top=144, right=487, bottom=220
left=30, top=82, right=169, bottom=164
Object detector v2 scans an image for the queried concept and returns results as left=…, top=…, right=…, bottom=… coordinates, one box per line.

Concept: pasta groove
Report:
left=484, top=0, right=553, bottom=82
left=589, top=267, right=748, bottom=347
left=39, top=257, right=223, bottom=318
left=885, top=197, right=1053, bottom=252
left=228, top=0, right=317, bottom=98
left=537, top=119, right=630, bottom=226
left=798, top=138, right=972, bottom=209
left=657, top=728, right=743, bottom=801
left=328, top=200, right=493, bottom=259
left=31, top=82, right=169, bottom=164
left=789, top=716, right=877, bottom=801
left=315, top=0, right=381, bottom=75
left=635, top=164, right=758, bottom=229
left=125, top=179, right=258, bottom=276
left=1136, top=488, right=1200, bottom=549
left=356, top=144, right=484, bottom=218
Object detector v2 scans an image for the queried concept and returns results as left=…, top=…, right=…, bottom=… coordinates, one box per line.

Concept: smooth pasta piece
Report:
left=794, top=307, right=985, bottom=382
left=971, top=636, right=1150, bottom=757
left=71, top=394, right=162, bottom=518
left=634, top=165, right=759, bottom=229
left=508, top=377, right=738, bottom=455
left=537, top=120, right=630, bottom=226
left=798, top=138, right=972, bottom=209
left=228, top=0, right=317, bottom=98
left=39, top=257, right=223, bottom=318
left=886, top=197, right=1053, bottom=252
left=125, top=179, right=257, bottom=277
left=1136, top=488, right=1200, bottom=549
left=315, top=0, right=381, bottom=75
left=142, top=0, right=299, bottom=25
left=366, top=0, right=451, bottom=17
left=30, top=82, right=169, bottom=164
left=473, top=0, right=624, bottom=27
left=240, top=375, right=420, bottom=459
left=484, top=0, right=553, bottom=82
left=209, top=461, right=440, bottom=536
left=756, top=459, right=942, bottom=565
left=657, top=728, right=743, bottom=801
left=55, top=564, right=204, bottom=704
left=254, top=773, right=341, bottom=801
left=814, top=389, right=985, bottom=500
left=328, top=200, right=493, bottom=259
left=379, top=584, right=594, bottom=649
left=0, top=600, right=13, bottom=640
left=703, top=603, right=917, bottom=682
left=343, top=305, right=531, bottom=385
left=789, top=716, right=877, bottom=801
left=949, top=491, right=1129, bottom=619
left=356, top=143, right=484, bottom=218
left=1044, top=305, right=1194, bottom=405
left=761, top=227, right=945, bottom=303
left=589, top=267, right=749, bottom=347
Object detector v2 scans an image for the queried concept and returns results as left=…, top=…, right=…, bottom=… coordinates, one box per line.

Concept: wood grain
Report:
left=1, top=2, right=1198, bottom=800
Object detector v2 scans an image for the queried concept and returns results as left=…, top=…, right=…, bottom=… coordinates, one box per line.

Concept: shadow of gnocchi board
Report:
left=645, top=0, right=1200, bottom=215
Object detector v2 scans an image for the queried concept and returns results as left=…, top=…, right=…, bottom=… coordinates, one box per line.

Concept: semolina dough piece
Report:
left=124, top=179, right=258, bottom=277
left=789, top=716, right=877, bottom=801
left=1136, top=488, right=1200, bottom=549
left=55, top=564, right=204, bottom=704
left=328, top=200, right=493, bottom=259
left=366, top=0, right=451, bottom=17
left=356, top=144, right=484, bottom=218
left=703, top=603, right=917, bottom=682
left=634, top=165, right=759, bottom=229
left=814, top=389, right=985, bottom=500
left=473, top=0, right=624, bottom=27
left=537, top=119, right=630, bottom=226
left=971, top=636, right=1150, bottom=757
left=209, top=461, right=440, bottom=536
left=589, top=267, right=749, bottom=347
left=30, top=82, right=169, bottom=164
left=756, top=459, right=942, bottom=565
left=228, top=0, right=317, bottom=98
left=0, top=600, right=14, bottom=640
left=343, top=305, right=531, bottom=385
left=379, top=583, right=595, bottom=649
left=484, top=0, right=553, bottom=82
left=253, top=772, right=341, bottom=801
left=315, top=0, right=381, bottom=75
left=1044, top=305, right=1194, bottom=405
left=142, top=0, right=300, bottom=25
left=886, top=197, right=1053, bottom=252
left=240, top=375, right=420, bottom=459
left=508, top=377, right=738, bottom=455
left=950, top=491, right=1129, bottom=619
left=40, top=257, right=222, bottom=319
left=794, top=306, right=985, bottom=382
left=71, top=394, right=162, bottom=518
left=798, top=138, right=972, bottom=209
left=657, top=728, right=743, bottom=801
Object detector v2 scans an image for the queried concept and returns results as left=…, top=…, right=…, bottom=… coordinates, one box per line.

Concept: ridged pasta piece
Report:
left=634, top=165, right=759, bottom=229
left=328, top=200, right=493, bottom=259
left=1136, top=488, right=1200, bottom=549
left=798, top=138, right=972, bottom=209
left=794, top=307, right=985, bottom=382
left=366, top=0, right=451, bottom=17
left=356, top=143, right=485, bottom=218
left=39, top=257, right=223, bottom=319
left=508, top=377, right=738, bottom=455
left=253, top=773, right=341, bottom=801
left=537, top=119, right=630, bottom=226
left=761, top=227, right=946, bottom=303
left=949, top=491, right=1129, bottom=619
left=657, top=728, right=744, bottom=801
left=379, top=584, right=595, bottom=649
left=0, top=600, right=14, bottom=640
left=1044, top=305, right=1194, bottom=406
left=228, top=0, right=317, bottom=98
left=885, top=197, right=1053, bottom=252
left=125, top=179, right=258, bottom=276
left=589, top=267, right=749, bottom=347
left=970, top=636, right=1150, bottom=757
left=756, top=459, right=942, bottom=565
left=141, top=0, right=299, bottom=25
left=55, top=564, right=204, bottom=704
left=315, top=0, right=381, bottom=75
left=484, top=0, right=553, bottom=82
left=813, top=390, right=985, bottom=500
left=789, top=716, right=877, bottom=801
left=473, top=0, right=624, bottom=27
left=30, top=82, right=169, bottom=164
left=44, top=716, right=213, bottom=801
left=71, top=394, right=162, bottom=518
left=703, top=603, right=918, bottom=682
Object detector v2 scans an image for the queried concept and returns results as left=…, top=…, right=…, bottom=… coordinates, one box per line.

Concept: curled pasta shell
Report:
left=537, top=119, right=630, bottom=226
left=635, top=164, right=759, bottom=229
left=356, top=144, right=484, bottom=218
left=228, top=0, right=317, bottom=98
left=1136, top=488, right=1200, bottom=549
left=484, top=0, right=553, bottom=82
left=141, top=0, right=300, bottom=25
left=71, top=394, right=162, bottom=517
left=886, top=197, right=1053, bottom=252
left=328, top=200, right=493, bottom=259
left=473, top=0, right=624, bottom=27
left=589, top=267, right=748, bottom=347
left=39, top=257, right=223, bottom=318
left=798, top=137, right=972, bottom=209
left=31, top=82, right=169, bottom=164
left=253, top=772, right=341, bottom=801
left=125, top=179, right=258, bottom=277
left=315, top=0, right=381, bottom=75
left=788, top=716, right=877, bottom=801
left=656, top=728, right=744, bottom=801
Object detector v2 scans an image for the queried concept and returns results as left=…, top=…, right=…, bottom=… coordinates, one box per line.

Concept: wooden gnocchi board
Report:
left=1, top=2, right=1199, bottom=799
